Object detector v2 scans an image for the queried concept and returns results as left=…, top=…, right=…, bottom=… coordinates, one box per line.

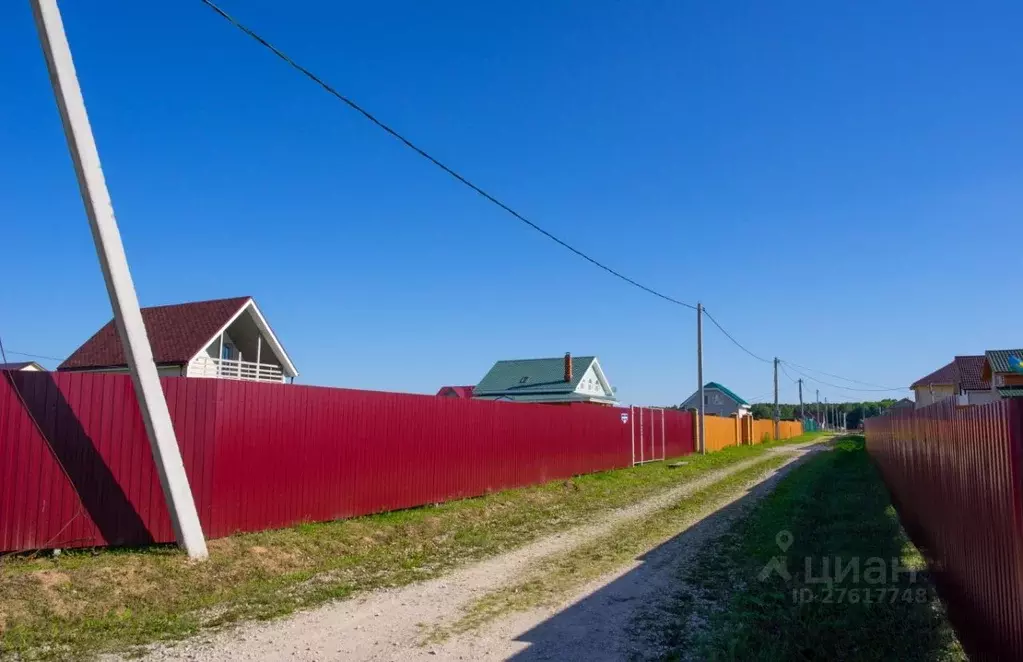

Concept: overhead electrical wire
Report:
left=199, top=0, right=697, bottom=312
left=778, top=361, right=800, bottom=385
left=197, top=0, right=906, bottom=393
left=782, top=361, right=909, bottom=393
left=0, top=333, right=86, bottom=555
left=701, top=308, right=772, bottom=363
left=3, top=350, right=63, bottom=363
left=780, top=358, right=902, bottom=390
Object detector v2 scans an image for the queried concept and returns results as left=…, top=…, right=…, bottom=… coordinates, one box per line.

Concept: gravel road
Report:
left=132, top=442, right=826, bottom=662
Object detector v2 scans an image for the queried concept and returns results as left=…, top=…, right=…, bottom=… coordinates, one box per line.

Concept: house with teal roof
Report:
left=679, top=382, right=751, bottom=417
left=472, top=353, right=618, bottom=405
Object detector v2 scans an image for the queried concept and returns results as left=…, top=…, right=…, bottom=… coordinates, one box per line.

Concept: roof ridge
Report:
left=495, top=355, right=596, bottom=362
left=138, top=295, right=251, bottom=311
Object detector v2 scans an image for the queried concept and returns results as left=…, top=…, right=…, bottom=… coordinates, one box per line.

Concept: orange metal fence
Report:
left=703, top=415, right=740, bottom=451
left=779, top=420, right=802, bottom=440
left=866, top=399, right=1023, bottom=661
left=751, top=419, right=771, bottom=443
left=700, top=416, right=803, bottom=451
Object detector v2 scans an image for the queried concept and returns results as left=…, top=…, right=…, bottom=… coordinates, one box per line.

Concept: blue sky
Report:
left=2, top=1, right=1021, bottom=406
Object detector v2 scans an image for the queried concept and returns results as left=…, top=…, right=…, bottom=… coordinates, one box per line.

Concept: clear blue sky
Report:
left=2, top=1, right=1021, bottom=406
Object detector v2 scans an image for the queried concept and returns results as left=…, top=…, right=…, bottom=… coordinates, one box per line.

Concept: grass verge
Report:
left=434, top=452, right=796, bottom=640
left=0, top=431, right=828, bottom=660
left=640, top=436, right=964, bottom=661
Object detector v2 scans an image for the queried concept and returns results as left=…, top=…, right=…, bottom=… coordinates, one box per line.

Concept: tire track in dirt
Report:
left=135, top=441, right=830, bottom=662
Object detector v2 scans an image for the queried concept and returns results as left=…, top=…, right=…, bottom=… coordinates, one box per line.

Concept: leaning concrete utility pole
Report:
left=798, top=378, right=804, bottom=420
left=773, top=357, right=780, bottom=440
left=30, top=0, right=208, bottom=559
left=696, top=303, right=705, bottom=454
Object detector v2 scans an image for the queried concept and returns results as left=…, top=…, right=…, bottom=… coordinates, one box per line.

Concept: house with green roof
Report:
left=981, top=349, right=1023, bottom=399
left=472, top=353, right=618, bottom=405
left=679, top=382, right=751, bottom=417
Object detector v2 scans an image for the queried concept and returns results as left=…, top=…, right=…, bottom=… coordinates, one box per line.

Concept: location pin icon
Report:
left=776, top=530, right=794, bottom=552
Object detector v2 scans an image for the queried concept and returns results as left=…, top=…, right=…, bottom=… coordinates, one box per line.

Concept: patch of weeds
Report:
left=642, top=437, right=965, bottom=662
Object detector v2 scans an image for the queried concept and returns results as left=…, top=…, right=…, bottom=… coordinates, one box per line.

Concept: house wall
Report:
left=61, top=365, right=184, bottom=377
left=993, top=374, right=1023, bottom=387
left=914, top=385, right=956, bottom=408
left=574, top=364, right=611, bottom=398
left=967, top=390, right=998, bottom=406
left=200, top=311, right=284, bottom=370
left=202, top=333, right=231, bottom=360
left=682, top=388, right=741, bottom=416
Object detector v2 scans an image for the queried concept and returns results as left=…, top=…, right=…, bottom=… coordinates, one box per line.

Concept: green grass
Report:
left=643, top=436, right=964, bottom=661
left=0, top=431, right=828, bottom=660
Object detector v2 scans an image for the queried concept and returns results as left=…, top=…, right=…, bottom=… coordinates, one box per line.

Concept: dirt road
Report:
left=136, top=443, right=826, bottom=662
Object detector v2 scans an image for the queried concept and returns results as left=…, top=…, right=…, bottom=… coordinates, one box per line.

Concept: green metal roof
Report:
left=704, top=382, right=749, bottom=406
left=997, top=387, right=1023, bottom=398
left=986, top=350, right=1023, bottom=374
left=474, top=356, right=598, bottom=397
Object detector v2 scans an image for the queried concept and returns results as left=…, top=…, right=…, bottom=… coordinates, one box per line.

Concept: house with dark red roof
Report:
left=58, top=296, right=298, bottom=383
left=911, top=355, right=993, bottom=408
left=910, top=361, right=956, bottom=408
left=954, top=355, right=996, bottom=405
left=436, top=385, right=474, bottom=399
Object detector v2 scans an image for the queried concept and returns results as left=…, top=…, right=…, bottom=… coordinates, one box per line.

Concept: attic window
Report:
left=519, top=376, right=529, bottom=384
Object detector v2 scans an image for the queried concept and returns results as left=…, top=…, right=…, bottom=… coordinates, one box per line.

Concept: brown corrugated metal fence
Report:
left=866, top=399, right=1023, bottom=661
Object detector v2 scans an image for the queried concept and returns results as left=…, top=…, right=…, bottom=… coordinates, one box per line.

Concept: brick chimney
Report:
left=564, top=352, right=573, bottom=382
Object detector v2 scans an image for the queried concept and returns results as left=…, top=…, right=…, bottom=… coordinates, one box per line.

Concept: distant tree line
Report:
left=748, top=400, right=898, bottom=429
left=671, top=399, right=900, bottom=429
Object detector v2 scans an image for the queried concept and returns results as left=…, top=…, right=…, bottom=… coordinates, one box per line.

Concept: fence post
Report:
left=688, top=407, right=699, bottom=453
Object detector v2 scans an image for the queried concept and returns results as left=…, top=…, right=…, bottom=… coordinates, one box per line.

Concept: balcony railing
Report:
left=186, top=356, right=285, bottom=383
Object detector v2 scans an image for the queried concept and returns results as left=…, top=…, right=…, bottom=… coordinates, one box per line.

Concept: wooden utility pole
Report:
left=773, top=357, right=780, bottom=440
left=816, top=388, right=821, bottom=426
left=696, top=303, right=705, bottom=454
left=30, top=0, right=207, bottom=559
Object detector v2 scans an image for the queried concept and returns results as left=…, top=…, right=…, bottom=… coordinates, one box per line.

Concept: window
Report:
left=704, top=395, right=709, bottom=405
left=221, top=343, right=234, bottom=360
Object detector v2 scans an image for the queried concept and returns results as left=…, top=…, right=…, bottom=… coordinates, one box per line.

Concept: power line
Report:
left=198, top=0, right=905, bottom=392
left=0, top=331, right=86, bottom=556
left=779, top=361, right=800, bottom=385
left=781, top=358, right=901, bottom=390
left=782, top=361, right=908, bottom=393
left=3, top=350, right=63, bottom=363
left=702, top=308, right=771, bottom=363
left=747, top=390, right=775, bottom=403
left=199, top=0, right=698, bottom=312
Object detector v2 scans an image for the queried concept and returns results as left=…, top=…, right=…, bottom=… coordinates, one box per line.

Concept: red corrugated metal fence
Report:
left=0, top=372, right=693, bottom=551
left=866, top=399, right=1023, bottom=661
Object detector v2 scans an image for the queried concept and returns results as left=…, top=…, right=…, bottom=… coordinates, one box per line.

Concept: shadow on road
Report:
left=506, top=449, right=817, bottom=661
left=506, top=441, right=960, bottom=662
